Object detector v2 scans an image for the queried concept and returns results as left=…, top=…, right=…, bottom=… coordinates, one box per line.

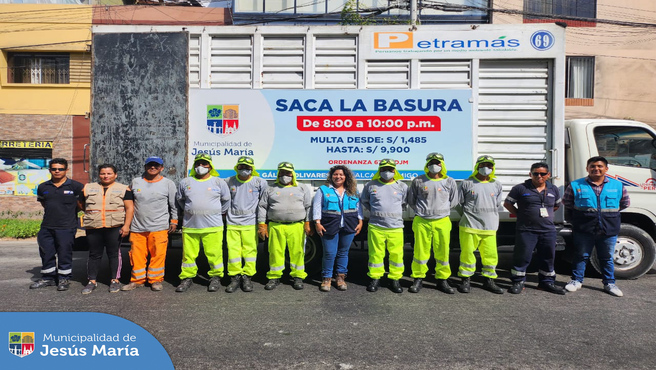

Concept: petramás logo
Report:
left=375, top=32, right=414, bottom=49
left=374, top=32, right=520, bottom=51
left=206, top=104, right=240, bottom=136
left=9, top=332, right=35, bottom=358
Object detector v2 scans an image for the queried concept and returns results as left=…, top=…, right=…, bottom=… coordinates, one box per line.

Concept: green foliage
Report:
left=0, top=219, right=42, bottom=239
left=340, top=0, right=409, bottom=25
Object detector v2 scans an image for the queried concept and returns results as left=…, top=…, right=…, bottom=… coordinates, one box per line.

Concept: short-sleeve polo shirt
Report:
left=505, top=179, right=561, bottom=232
left=37, top=178, right=84, bottom=229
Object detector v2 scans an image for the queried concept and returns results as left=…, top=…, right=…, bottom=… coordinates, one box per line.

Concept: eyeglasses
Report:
left=49, top=168, right=66, bottom=172
left=532, top=172, right=549, bottom=177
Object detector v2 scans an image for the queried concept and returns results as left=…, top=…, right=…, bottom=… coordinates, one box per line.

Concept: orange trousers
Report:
left=128, top=230, right=169, bottom=284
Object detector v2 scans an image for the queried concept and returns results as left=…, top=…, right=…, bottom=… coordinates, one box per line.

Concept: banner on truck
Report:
left=189, top=89, right=473, bottom=180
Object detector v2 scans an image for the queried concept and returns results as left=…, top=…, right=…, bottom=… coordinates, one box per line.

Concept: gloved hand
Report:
left=257, top=223, right=268, bottom=240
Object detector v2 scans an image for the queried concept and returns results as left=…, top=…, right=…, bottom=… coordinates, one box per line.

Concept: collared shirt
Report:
left=37, top=178, right=84, bottom=229
left=562, top=176, right=630, bottom=210
left=505, top=179, right=561, bottom=232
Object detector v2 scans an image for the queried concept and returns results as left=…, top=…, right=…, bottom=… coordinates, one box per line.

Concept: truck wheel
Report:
left=590, top=224, right=656, bottom=280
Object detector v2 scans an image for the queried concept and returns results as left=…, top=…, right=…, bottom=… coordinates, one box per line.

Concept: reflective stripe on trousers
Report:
left=367, top=224, right=404, bottom=280
left=458, top=227, right=498, bottom=279
left=266, top=222, right=307, bottom=280
left=411, top=216, right=452, bottom=279
left=129, top=230, right=169, bottom=283
left=179, top=228, right=224, bottom=280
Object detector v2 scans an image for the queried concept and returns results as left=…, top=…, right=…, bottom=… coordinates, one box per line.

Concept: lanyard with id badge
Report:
left=538, top=189, right=549, bottom=218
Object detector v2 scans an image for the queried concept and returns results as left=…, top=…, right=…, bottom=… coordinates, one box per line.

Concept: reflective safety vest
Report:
left=570, top=177, right=622, bottom=235
left=82, top=182, right=129, bottom=229
left=320, top=185, right=359, bottom=236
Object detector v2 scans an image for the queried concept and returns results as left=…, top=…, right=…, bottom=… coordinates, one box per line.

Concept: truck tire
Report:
left=590, top=224, right=656, bottom=280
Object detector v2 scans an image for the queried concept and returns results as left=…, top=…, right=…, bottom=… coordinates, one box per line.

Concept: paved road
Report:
left=1, top=238, right=655, bottom=369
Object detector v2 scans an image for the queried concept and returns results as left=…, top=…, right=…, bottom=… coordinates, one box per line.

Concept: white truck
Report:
left=90, top=24, right=656, bottom=279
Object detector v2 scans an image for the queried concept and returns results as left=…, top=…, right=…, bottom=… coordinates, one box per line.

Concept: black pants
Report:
left=511, top=230, right=556, bottom=283
left=37, top=227, right=76, bottom=280
left=86, top=227, right=123, bottom=281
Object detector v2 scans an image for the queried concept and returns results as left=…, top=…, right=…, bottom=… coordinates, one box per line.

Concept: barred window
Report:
left=524, top=0, right=596, bottom=19
left=7, top=53, right=70, bottom=84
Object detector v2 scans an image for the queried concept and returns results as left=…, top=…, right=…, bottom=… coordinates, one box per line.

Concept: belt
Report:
left=271, top=220, right=304, bottom=225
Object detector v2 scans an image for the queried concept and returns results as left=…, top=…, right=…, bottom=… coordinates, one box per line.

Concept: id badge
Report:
left=540, top=207, right=549, bottom=218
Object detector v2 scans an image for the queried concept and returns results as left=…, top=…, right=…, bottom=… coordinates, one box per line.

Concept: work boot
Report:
left=320, top=278, right=332, bottom=292
left=483, top=278, right=504, bottom=294
left=241, top=275, right=253, bottom=292
left=264, top=279, right=280, bottom=290
left=336, top=274, right=347, bottom=291
left=150, top=282, right=163, bottom=292
left=436, top=279, right=455, bottom=294
left=225, top=275, right=241, bottom=293
left=458, top=277, right=471, bottom=293
left=208, top=276, right=221, bottom=292
left=538, top=282, right=566, bottom=295
left=30, top=279, right=56, bottom=289
left=176, top=278, right=193, bottom=293
left=508, top=281, right=525, bottom=294
left=389, top=279, right=403, bottom=293
left=292, top=277, right=304, bottom=290
left=121, top=282, right=144, bottom=291
left=366, top=279, right=380, bottom=292
left=408, top=278, right=422, bottom=293
left=57, top=279, right=70, bottom=292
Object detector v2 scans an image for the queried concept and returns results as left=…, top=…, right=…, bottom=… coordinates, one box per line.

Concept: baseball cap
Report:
left=145, top=156, right=163, bottom=165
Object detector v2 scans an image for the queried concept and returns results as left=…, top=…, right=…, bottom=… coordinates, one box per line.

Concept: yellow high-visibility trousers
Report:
left=411, top=216, right=452, bottom=279
left=226, top=225, right=258, bottom=277
left=367, top=224, right=404, bottom=280
left=266, top=222, right=307, bottom=280
left=458, top=227, right=498, bottom=279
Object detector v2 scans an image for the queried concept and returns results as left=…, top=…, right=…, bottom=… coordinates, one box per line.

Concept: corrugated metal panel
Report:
left=69, top=52, right=91, bottom=84
left=189, top=35, right=201, bottom=88
left=366, top=60, right=409, bottom=89
left=478, top=59, right=551, bottom=190
left=419, top=60, right=471, bottom=89
left=314, top=36, right=357, bottom=89
left=209, top=35, right=253, bottom=88
left=262, top=36, right=304, bottom=89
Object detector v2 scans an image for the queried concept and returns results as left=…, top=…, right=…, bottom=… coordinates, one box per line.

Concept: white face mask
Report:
left=195, top=166, right=209, bottom=176
left=478, top=167, right=493, bottom=176
left=279, top=175, right=292, bottom=185
left=238, top=169, right=252, bottom=177
left=428, top=164, right=442, bottom=174
left=380, top=171, right=395, bottom=181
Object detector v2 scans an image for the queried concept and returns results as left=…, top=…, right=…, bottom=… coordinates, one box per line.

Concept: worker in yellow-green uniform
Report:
left=257, top=162, right=312, bottom=291
left=407, top=153, right=459, bottom=294
left=225, top=156, right=268, bottom=293
left=456, top=155, right=504, bottom=294
left=175, top=153, right=231, bottom=293
left=361, top=159, right=408, bottom=294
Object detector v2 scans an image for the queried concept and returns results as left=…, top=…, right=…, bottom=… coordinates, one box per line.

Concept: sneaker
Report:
left=241, top=275, right=253, bottom=292
left=30, top=279, right=56, bottom=289
left=508, top=281, right=525, bottom=294
left=81, top=282, right=97, bottom=295
left=538, top=282, right=566, bottom=295
left=121, top=282, right=144, bottom=291
left=264, top=279, right=280, bottom=290
left=436, top=279, right=455, bottom=294
left=483, top=278, right=504, bottom=294
left=292, top=277, right=304, bottom=290
left=109, top=281, right=122, bottom=293
left=150, top=282, right=163, bottom=292
left=225, top=275, right=241, bottom=293
left=604, top=283, right=624, bottom=297
left=389, top=279, right=403, bottom=294
left=408, top=278, right=422, bottom=293
left=208, top=276, right=221, bottom=292
left=458, top=277, right=471, bottom=293
left=57, top=279, right=70, bottom=291
left=176, top=278, right=193, bottom=293
left=366, top=279, right=380, bottom=292
left=565, top=280, right=582, bottom=292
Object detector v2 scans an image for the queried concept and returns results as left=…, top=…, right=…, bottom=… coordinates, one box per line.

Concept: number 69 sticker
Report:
left=530, top=30, right=555, bottom=51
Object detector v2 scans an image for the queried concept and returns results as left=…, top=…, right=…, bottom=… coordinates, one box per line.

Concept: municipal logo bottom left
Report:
left=9, top=332, right=34, bottom=358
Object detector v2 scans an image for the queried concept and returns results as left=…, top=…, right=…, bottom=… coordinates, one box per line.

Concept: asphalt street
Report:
left=1, top=238, right=655, bottom=369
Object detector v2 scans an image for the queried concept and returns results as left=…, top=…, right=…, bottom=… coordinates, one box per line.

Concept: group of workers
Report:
left=30, top=152, right=628, bottom=297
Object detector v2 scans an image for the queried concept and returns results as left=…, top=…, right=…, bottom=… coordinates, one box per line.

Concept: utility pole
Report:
left=410, top=0, right=418, bottom=26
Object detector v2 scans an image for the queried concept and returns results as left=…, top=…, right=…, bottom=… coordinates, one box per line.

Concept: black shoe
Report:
left=176, top=278, right=193, bottom=293
left=225, top=275, right=241, bottom=293
left=436, top=279, right=455, bottom=294
left=538, top=282, right=566, bottom=295
left=508, top=281, right=525, bottom=294
left=81, top=282, right=97, bottom=295
left=457, top=277, right=471, bottom=293
left=30, top=279, right=56, bottom=289
left=57, top=279, right=70, bottom=291
left=366, top=279, right=380, bottom=292
left=264, top=279, right=280, bottom=290
left=292, top=277, right=304, bottom=290
left=389, top=279, right=403, bottom=293
left=241, top=275, right=253, bottom=292
left=408, top=278, right=422, bottom=293
left=208, top=277, right=221, bottom=292
left=483, top=278, right=504, bottom=294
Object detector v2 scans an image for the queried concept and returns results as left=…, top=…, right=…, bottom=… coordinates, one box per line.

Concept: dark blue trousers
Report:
left=36, top=228, right=76, bottom=280
left=511, top=230, right=556, bottom=283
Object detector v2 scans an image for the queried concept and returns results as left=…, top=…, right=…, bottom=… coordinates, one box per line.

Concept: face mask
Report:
left=428, top=164, right=442, bottom=174
left=478, top=167, right=493, bottom=176
left=279, top=175, right=292, bottom=185
left=380, top=171, right=395, bottom=181
left=195, top=166, right=209, bottom=176
left=238, top=169, right=252, bottom=177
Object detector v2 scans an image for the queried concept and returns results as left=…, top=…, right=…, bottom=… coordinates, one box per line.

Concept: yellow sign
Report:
left=0, top=141, right=53, bottom=149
